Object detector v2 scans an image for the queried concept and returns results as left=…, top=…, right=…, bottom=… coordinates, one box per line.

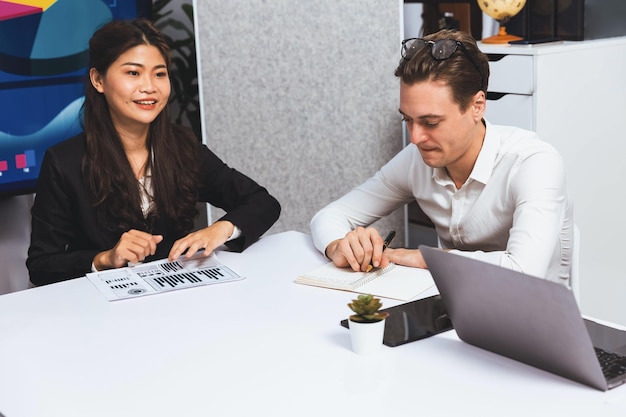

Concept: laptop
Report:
left=419, top=245, right=626, bottom=391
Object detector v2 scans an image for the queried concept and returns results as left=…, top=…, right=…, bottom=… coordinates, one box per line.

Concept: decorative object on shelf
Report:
left=347, top=294, right=390, bottom=355
left=417, top=1, right=484, bottom=40
left=478, top=0, right=527, bottom=43
left=439, top=12, right=460, bottom=31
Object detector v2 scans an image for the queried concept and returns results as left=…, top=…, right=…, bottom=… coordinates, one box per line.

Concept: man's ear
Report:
left=89, top=68, right=104, bottom=93
left=471, top=90, right=486, bottom=122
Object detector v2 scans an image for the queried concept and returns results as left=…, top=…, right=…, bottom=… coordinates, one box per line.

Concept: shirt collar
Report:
left=469, top=120, right=498, bottom=185
left=432, top=120, right=497, bottom=187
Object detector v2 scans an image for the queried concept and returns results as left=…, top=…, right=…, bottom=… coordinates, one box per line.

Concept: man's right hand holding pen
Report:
left=325, top=226, right=430, bottom=271
left=325, top=226, right=396, bottom=272
left=366, top=230, right=396, bottom=272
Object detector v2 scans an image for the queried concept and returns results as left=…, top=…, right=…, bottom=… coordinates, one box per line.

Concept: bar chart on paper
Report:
left=87, top=254, right=246, bottom=301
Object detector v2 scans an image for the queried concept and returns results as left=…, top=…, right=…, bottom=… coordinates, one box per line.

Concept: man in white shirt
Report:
left=310, top=29, right=573, bottom=285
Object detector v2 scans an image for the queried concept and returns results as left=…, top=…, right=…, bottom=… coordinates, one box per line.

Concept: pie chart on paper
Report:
left=0, top=0, right=113, bottom=76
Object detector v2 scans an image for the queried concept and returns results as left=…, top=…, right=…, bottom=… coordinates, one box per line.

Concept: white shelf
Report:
left=481, top=37, right=626, bottom=324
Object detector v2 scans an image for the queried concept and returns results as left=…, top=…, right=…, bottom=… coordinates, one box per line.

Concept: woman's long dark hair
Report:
left=82, top=18, right=199, bottom=235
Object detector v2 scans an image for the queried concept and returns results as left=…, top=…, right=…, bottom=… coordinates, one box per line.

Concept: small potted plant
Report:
left=347, top=294, right=390, bottom=354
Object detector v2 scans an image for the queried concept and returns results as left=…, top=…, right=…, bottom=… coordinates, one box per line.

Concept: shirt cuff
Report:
left=228, top=225, right=241, bottom=241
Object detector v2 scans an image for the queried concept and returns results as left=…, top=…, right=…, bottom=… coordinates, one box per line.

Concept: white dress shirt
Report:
left=310, top=121, right=573, bottom=284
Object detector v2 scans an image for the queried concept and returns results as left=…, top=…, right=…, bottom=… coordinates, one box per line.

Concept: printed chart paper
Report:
left=87, top=254, right=244, bottom=301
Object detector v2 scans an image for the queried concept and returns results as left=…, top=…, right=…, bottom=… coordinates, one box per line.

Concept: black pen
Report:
left=366, top=230, right=396, bottom=272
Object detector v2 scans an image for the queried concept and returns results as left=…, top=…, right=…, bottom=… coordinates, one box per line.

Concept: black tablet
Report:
left=340, top=294, right=453, bottom=347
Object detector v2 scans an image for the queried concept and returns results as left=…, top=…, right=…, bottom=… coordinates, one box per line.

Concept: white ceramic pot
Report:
left=348, top=318, right=386, bottom=355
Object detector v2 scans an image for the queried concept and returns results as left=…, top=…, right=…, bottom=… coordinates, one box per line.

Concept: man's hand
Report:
left=384, top=247, right=428, bottom=269
left=325, top=226, right=390, bottom=272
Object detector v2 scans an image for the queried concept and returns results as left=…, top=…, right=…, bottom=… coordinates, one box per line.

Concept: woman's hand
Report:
left=168, top=220, right=235, bottom=261
left=94, top=229, right=163, bottom=270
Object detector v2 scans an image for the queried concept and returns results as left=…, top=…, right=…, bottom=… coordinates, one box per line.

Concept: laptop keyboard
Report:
left=595, top=347, right=626, bottom=380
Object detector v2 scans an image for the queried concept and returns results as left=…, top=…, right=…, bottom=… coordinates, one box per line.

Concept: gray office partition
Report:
left=195, top=0, right=405, bottom=242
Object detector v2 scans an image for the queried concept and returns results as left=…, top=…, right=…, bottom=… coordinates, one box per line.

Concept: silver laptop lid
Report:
left=419, top=245, right=608, bottom=391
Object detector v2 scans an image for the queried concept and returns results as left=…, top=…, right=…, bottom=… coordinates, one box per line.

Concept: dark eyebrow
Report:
left=398, top=109, right=443, bottom=120
left=121, top=62, right=167, bottom=70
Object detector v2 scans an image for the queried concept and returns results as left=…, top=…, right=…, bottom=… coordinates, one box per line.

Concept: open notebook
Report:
left=296, top=261, right=434, bottom=301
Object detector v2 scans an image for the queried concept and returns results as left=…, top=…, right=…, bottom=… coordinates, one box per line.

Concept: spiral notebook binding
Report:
left=349, top=263, right=397, bottom=290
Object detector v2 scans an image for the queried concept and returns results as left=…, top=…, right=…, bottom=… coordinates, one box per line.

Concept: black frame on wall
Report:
left=506, top=0, right=585, bottom=41
left=404, top=0, right=483, bottom=40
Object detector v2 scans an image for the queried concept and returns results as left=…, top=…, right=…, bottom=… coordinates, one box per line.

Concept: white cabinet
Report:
left=480, top=37, right=626, bottom=324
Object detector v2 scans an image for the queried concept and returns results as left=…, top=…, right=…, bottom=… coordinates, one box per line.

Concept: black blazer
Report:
left=27, top=134, right=281, bottom=286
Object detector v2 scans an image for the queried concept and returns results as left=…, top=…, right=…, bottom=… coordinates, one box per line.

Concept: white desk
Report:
left=1, top=231, right=626, bottom=417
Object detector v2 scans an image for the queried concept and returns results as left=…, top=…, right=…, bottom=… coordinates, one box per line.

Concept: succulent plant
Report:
left=348, top=294, right=390, bottom=323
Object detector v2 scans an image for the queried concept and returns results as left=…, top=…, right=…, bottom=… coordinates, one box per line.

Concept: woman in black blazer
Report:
left=27, top=19, right=280, bottom=286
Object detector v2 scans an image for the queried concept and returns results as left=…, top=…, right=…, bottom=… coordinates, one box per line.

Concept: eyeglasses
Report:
left=401, top=38, right=485, bottom=91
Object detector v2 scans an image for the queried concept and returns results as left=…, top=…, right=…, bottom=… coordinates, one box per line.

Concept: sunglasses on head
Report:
left=401, top=38, right=485, bottom=91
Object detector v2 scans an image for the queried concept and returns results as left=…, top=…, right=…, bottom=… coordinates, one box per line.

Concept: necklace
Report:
left=128, top=149, right=149, bottom=179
